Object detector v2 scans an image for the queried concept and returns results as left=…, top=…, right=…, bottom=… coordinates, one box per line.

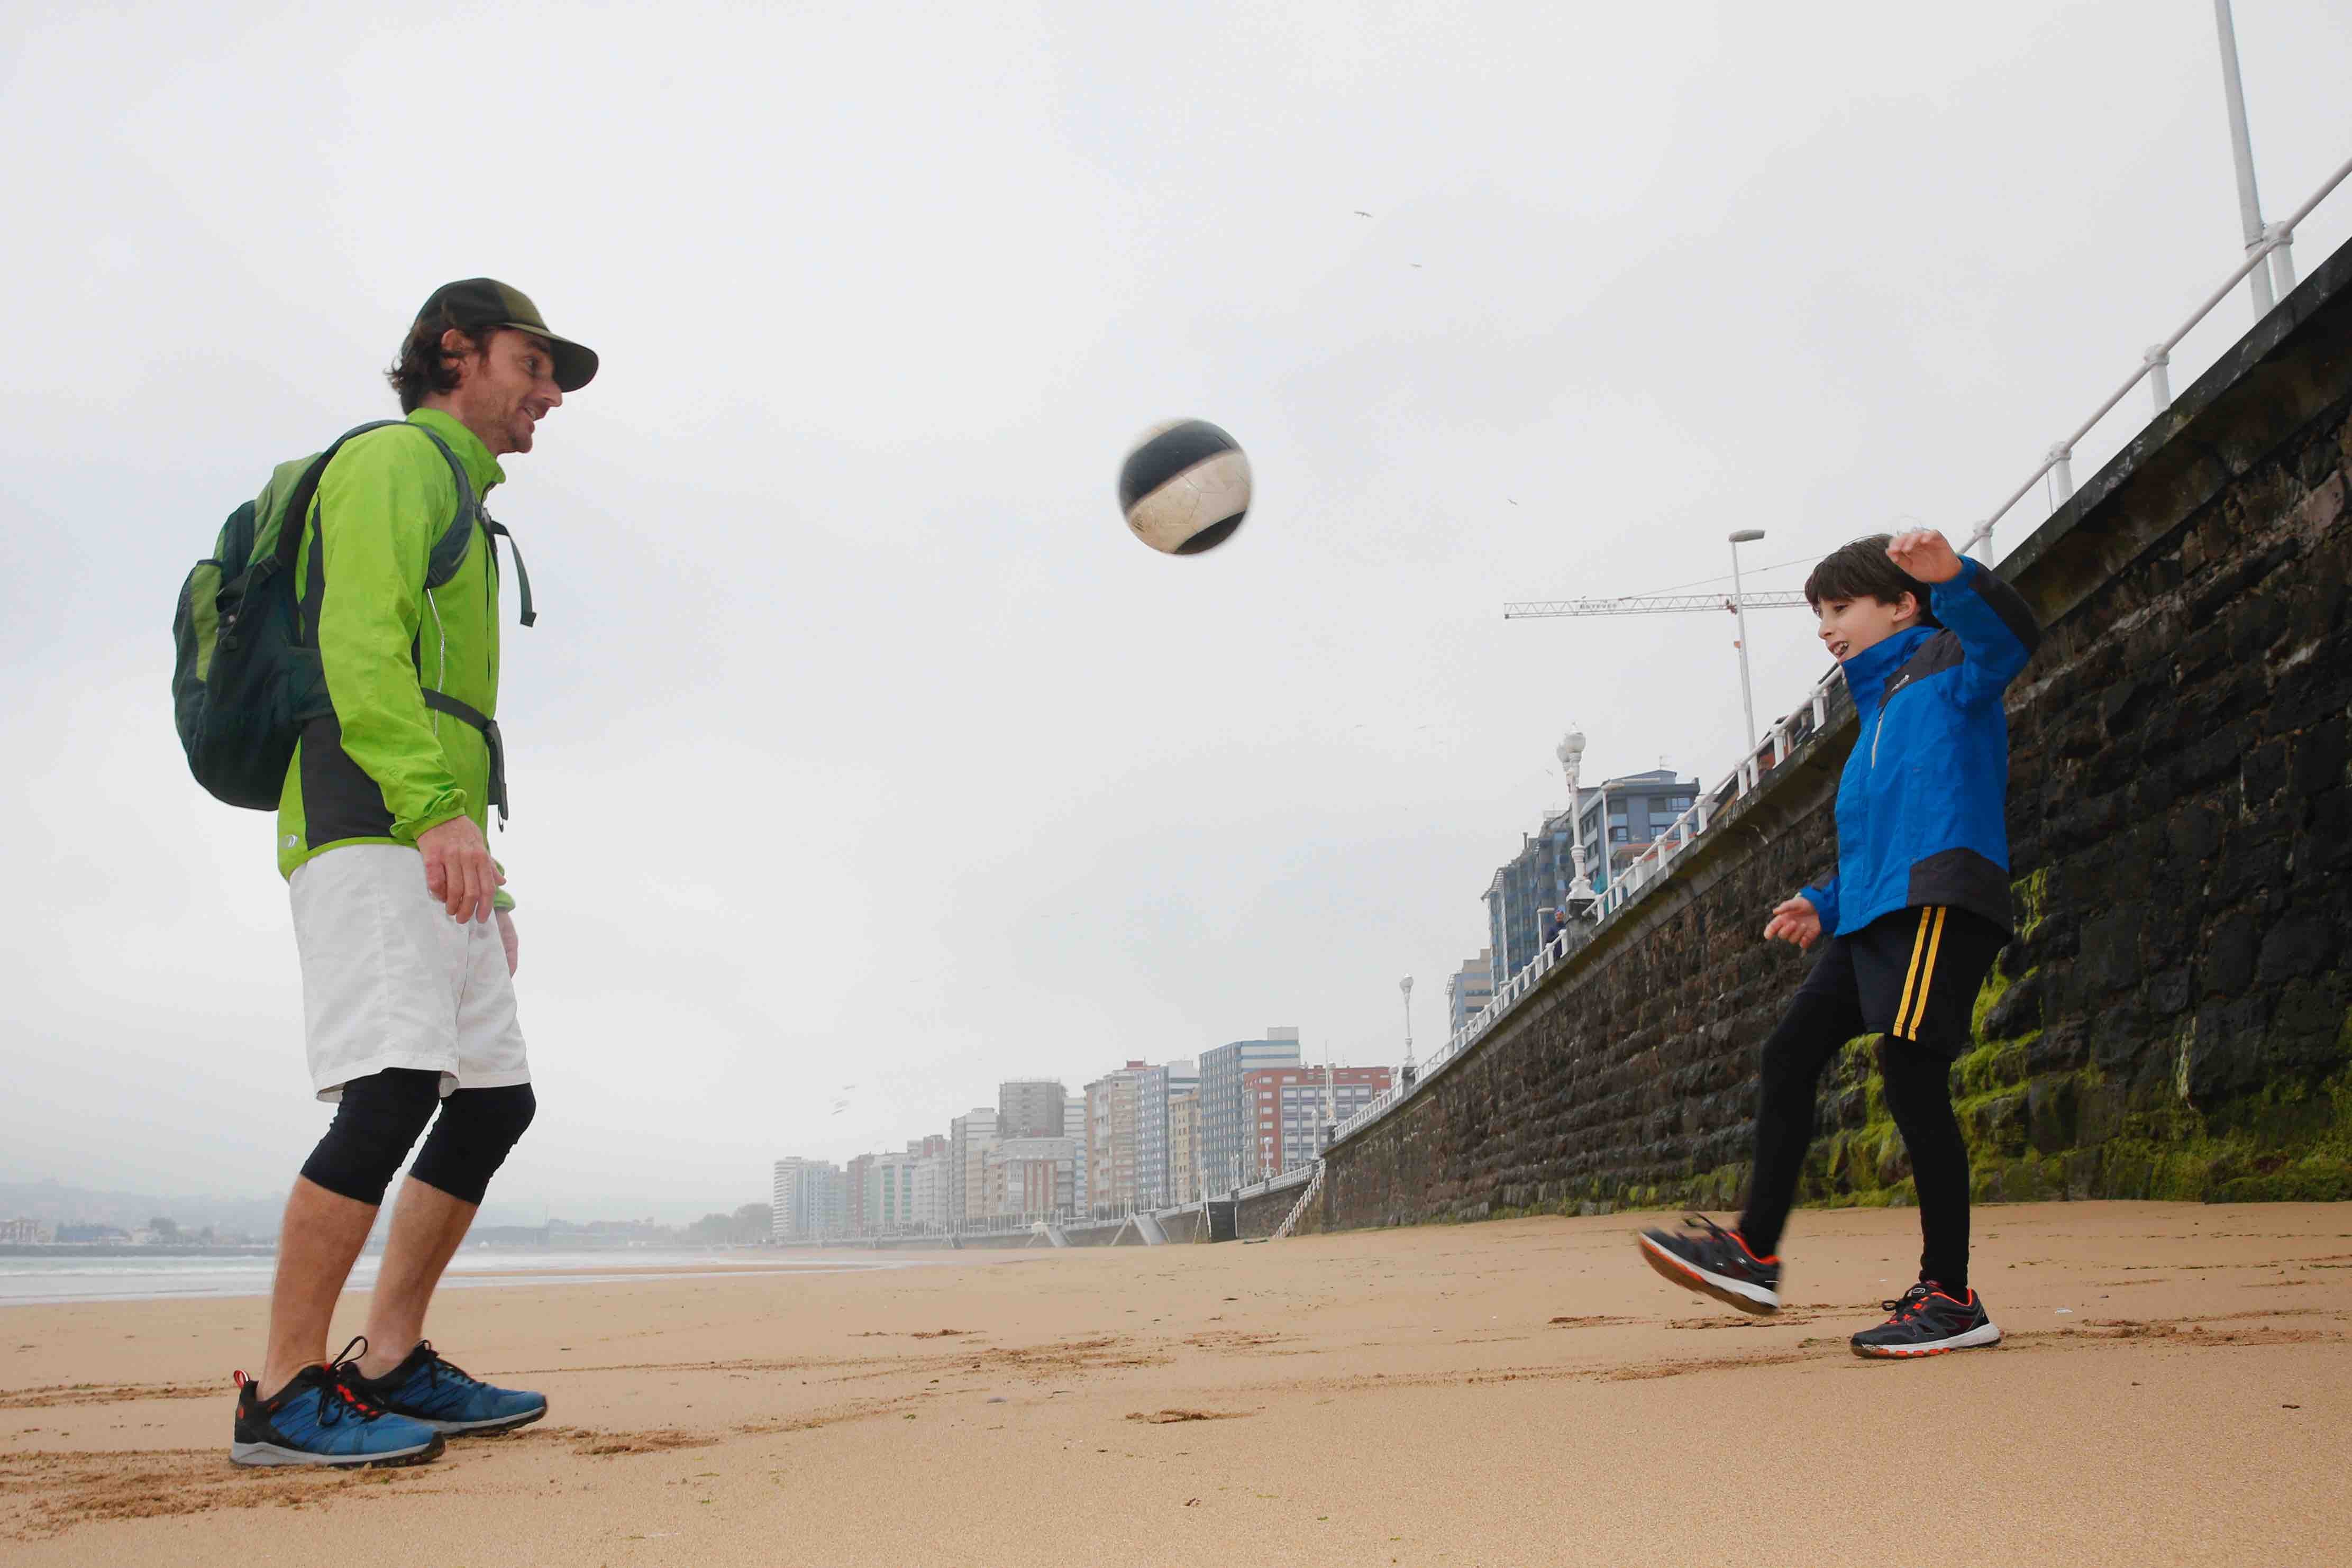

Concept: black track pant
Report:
left=1736, top=906, right=2004, bottom=1293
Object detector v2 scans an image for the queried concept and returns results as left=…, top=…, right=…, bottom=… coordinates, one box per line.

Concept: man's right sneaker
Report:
left=1636, top=1215, right=1782, bottom=1315
left=231, top=1351, right=445, bottom=1469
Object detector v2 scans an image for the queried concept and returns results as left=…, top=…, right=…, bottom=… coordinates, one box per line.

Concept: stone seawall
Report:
left=1236, top=1186, right=1302, bottom=1239
left=1321, top=234, right=2352, bottom=1229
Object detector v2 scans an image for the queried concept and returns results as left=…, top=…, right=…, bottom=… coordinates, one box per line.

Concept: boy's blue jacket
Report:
left=1800, top=557, right=2043, bottom=937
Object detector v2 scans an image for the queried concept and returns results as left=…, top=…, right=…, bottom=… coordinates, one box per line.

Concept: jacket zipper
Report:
left=426, top=589, right=449, bottom=739
left=1871, top=707, right=1886, bottom=767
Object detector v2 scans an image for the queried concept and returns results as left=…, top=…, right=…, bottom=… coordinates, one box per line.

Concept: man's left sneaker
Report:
left=1850, top=1282, right=2001, bottom=1359
left=352, top=1341, right=548, bottom=1435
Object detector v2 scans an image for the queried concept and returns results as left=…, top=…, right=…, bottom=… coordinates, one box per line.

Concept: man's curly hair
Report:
left=384, top=309, right=486, bottom=413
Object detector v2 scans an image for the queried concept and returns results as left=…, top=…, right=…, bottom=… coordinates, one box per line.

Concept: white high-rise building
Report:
left=1167, top=1087, right=1201, bottom=1206
left=1083, top=1061, right=1153, bottom=1218
left=870, top=1149, right=919, bottom=1233
left=1062, top=1093, right=1087, bottom=1211
left=771, top=1157, right=846, bottom=1240
left=1135, top=1059, right=1198, bottom=1211
left=950, top=1108, right=998, bottom=1228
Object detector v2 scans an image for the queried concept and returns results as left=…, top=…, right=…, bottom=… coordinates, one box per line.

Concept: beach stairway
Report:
left=1110, top=1213, right=1167, bottom=1246
left=1270, top=1162, right=1325, bottom=1241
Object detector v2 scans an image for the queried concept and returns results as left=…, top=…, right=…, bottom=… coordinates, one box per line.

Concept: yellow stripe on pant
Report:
left=1896, top=906, right=1949, bottom=1039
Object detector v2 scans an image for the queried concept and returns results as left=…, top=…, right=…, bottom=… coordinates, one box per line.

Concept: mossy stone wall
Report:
left=1320, top=235, right=2352, bottom=1230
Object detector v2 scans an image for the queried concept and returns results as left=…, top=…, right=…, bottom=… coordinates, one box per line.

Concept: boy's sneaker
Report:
left=1636, top=1215, right=1782, bottom=1315
left=1850, top=1282, right=2001, bottom=1359
left=353, top=1340, right=548, bottom=1436
left=230, top=1357, right=445, bottom=1468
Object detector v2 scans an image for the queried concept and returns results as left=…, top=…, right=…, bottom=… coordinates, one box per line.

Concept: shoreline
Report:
left=0, top=1248, right=941, bottom=1308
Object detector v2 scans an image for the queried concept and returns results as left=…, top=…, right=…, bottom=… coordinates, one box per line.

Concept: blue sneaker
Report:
left=355, top=1340, right=548, bottom=1436
left=231, top=1346, right=445, bottom=1468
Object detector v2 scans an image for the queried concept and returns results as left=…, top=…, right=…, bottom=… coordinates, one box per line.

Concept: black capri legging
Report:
left=1734, top=909, right=2004, bottom=1292
left=299, top=1068, right=536, bottom=1207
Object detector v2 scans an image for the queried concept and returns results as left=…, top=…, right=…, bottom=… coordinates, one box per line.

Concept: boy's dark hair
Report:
left=1804, top=534, right=1941, bottom=627
left=384, top=312, right=486, bottom=414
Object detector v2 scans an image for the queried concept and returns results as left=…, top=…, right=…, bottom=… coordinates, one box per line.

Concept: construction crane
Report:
left=1503, top=588, right=1811, bottom=752
left=1501, top=590, right=1808, bottom=617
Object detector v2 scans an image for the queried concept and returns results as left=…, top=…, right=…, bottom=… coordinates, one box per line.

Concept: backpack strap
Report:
left=406, top=425, right=481, bottom=592
left=420, top=689, right=508, bottom=825
left=285, top=420, right=527, bottom=825
left=482, top=514, right=536, bottom=627
left=273, top=420, right=409, bottom=584
left=291, top=421, right=540, bottom=639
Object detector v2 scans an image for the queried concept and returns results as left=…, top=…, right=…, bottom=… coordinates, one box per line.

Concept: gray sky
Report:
left=6, top=2, right=2349, bottom=1223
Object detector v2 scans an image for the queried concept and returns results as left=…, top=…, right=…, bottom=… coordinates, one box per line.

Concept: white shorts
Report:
left=289, top=844, right=530, bottom=1102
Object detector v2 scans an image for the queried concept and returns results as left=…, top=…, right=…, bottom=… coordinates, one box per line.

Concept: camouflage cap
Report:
left=413, top=278, right=598, bottom=392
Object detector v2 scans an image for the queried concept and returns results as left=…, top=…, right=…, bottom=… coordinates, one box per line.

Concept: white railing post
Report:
left=2047, top=443, right=2075, bottom=504
left=2267, top=220, right=2296, bottom=297
left=2145, top=346, right=2172, bottom=413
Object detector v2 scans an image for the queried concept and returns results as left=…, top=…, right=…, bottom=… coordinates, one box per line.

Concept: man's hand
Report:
left=1763, top=896, right=1823, bottom=949
left=416, top=815, right=504, bottom=923
left=1886, top=527, right=1964, bottom=585
left=496, top=909, right=519, bottom=976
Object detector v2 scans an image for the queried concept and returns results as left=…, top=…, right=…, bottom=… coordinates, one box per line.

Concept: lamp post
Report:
left=1729, top=530, right=1765, bottom=753
left=1556, top=728, right=1594, bottom=918
left=2213, top=1, right=2288, bottom=316
left=1399, top=977, right=1416, bottom=1088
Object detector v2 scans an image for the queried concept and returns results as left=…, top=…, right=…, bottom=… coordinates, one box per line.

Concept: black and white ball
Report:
left=1118, top=420, right=1251, bottom=554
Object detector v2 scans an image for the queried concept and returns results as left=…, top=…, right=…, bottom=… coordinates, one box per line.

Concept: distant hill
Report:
left=0, top=1178, right=287, bottom=1235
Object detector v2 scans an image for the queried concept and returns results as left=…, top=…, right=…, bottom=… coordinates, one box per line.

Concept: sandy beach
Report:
left=4, top=1201, right=2347, bottom=1566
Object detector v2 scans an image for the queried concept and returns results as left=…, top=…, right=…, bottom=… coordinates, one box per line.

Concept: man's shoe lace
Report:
left=409, top=1342, right=487, bottom=1394
left=311, top=1336, right=389, bottom=1427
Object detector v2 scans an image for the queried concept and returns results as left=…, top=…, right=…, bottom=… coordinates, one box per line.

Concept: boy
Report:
left=1636, top=528, right=2041, bottom=1357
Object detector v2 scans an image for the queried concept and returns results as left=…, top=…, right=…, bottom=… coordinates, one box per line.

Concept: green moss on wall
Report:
left=1801, top=923, right=2351, bottom=1207
left=1765, top=876, right=2352, bottom=1209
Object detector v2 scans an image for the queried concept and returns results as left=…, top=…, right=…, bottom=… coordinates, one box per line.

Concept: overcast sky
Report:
left=5, top=2, right=2349, bottom=1223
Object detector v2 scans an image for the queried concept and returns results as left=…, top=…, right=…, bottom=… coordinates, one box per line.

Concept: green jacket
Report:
left=274, top=409, right=515, bottom=907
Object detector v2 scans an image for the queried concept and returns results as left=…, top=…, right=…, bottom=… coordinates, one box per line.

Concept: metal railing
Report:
left=1270, top=1162, right=1325, bottom=1240
left=1331, top=148, right=2352, bottom=1156
left=1961, top=149, right=2352, bottom=560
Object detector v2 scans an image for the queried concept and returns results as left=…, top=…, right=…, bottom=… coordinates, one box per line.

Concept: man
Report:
left=230, top=281, right=596, bottom=1468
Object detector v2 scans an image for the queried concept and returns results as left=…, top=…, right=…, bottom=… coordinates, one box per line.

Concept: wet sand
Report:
left=3, top=1201, right=2346, bottom=1566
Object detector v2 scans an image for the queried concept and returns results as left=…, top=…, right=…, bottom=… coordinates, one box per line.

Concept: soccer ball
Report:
left=1118, top=420, right=1251, bottom=554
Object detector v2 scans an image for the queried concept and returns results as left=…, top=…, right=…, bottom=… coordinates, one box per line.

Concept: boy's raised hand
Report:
left=1763, top=896, right=1822, bottom=949
left=1886, top=527, right=1964, bottom=584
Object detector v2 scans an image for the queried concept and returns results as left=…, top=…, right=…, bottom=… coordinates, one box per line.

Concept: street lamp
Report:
left=1729, top=530, right=1765, bottom=753
left=1399, top=977, right=1416, bottom=1089
left=2212, top=1, right=2292, bottom=316
left=1556, top=728, right=1596, bottom=917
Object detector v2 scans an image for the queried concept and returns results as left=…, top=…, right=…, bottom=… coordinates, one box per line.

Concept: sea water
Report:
left=0, top=1248, right=909, bottom=1306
